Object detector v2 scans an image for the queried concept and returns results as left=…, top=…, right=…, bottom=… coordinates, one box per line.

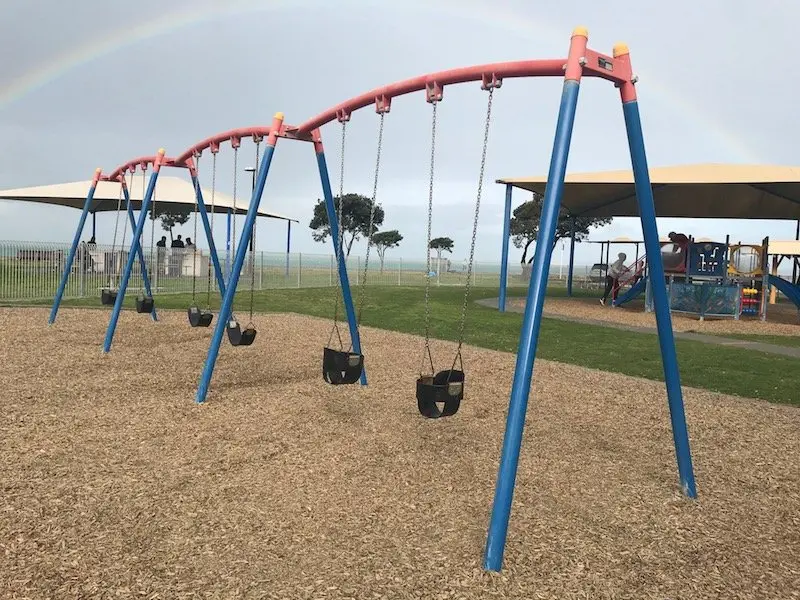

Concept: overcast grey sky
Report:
left=1, top=0, right=798, bottom=266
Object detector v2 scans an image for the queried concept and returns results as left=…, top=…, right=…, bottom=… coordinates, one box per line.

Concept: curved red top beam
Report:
left=174, top=126, right=273, bottom=164
left=104, top=154, right=182, bottom=182
left=292, top=59, right=565, bottom=135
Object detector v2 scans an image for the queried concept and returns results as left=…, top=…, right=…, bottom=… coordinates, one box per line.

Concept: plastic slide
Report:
left=768, top=275, right=800, bottom=308
left=613, top=276, right=647, bottom=306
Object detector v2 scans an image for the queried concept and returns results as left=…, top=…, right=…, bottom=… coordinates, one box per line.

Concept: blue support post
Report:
left=567, top=216, right=576, bottom=296
left=498, top=183, right=513, bottom=312
left=122, top=183, right=158, bottom=322
left=102, top=152, right=165, bottom=353
left=622, top=99, right=696, bottom=498
left=48, top=169, right=101, bottom=324
left=190, top=170, right=227, bottom=295
left=316, top=146, right=368, bottom=386
left=195, top=114, right=284, bottom=404
left=484, top=70, right=583, bottom=571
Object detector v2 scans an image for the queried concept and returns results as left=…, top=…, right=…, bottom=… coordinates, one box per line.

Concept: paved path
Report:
left=476, top=298, right=800, bottom=359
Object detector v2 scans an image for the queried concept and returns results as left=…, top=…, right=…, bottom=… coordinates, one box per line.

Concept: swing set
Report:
left=48, top=28, right=698, bottom=572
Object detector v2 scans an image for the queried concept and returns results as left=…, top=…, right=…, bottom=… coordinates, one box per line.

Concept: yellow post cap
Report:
left=571, top=26, right=588, bottom=38
left=95, top=167, right=102, bottom=173
left=157, top=147, right=166, bottom=155
left=613, top=42, right=630, bottom=57
left=274, top=112, right=284, bottom=120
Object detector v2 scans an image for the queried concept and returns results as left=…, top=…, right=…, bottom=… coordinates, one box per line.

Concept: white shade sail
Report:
left=0, top=175, right=297, bottom=221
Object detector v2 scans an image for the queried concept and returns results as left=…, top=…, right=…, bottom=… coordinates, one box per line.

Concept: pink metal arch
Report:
left=104, top=154, right=182, bottom=182
left=290, top=52, right=631, bottom=135
left=174, top=126, right=273, bottom=164
left=103, top=46, right=633, bottom=180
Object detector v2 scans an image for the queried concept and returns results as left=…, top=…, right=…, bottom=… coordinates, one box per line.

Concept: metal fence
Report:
left=0, top=240, right=598, bottom=303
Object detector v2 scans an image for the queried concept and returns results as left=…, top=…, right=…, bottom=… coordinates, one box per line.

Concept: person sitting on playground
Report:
left=668, top=231, right=689, bottom=250
left=601, top=252, right=627, bottom=305
left=171, top=235, right=185, bottom=249
left=185, top=237, right=194, bottom=247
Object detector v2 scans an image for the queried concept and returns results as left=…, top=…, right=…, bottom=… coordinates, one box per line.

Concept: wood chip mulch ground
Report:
left=1, top=307, right=798, bottom=599
left=510, top=295, right=800, bottom=337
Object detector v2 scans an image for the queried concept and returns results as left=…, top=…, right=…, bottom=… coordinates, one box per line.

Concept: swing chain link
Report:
left=206, top=153, right=217, bottom=307
left=356, top=111, right=385, bottom=325
left=420, top=100, right=438, bottom=376
left=191, top=154, right=201, bottom=302
left=248, top=140, right=260, bottom=322
left=147, top=166, right=156, bottom=290
left=232, top=147, right=238, bottom=271
left=327, top=120, right=347, bottom=350
left=109, top=182, right=124, bottom=288
left=455, top=87, right=494, bottom=353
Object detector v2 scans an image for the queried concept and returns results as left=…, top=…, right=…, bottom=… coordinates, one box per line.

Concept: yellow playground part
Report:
left=728, top=243, right=765, bottom=277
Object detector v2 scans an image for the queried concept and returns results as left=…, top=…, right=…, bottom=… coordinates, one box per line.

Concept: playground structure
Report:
left=47, top=28, right=698, bottom=572
left=610, top=235, right=800, bottom=321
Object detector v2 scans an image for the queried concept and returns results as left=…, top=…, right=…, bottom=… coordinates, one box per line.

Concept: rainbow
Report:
left=0, top=0, right=761, bottom=162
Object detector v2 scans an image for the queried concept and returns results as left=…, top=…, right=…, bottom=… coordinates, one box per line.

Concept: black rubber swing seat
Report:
left=322, top=346, right=364, bottom=385
left=100, top=289, right=117, bottom=306
left=227, top=319, right=257, bottom=346
left=187, top=306, right=213, bottom=328
left=136, top=295, right=154, bottom=314
left=416, top=369, right=465, bottom=418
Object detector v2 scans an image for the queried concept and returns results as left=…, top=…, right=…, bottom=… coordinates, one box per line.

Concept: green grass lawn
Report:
left=698, top=332, right=800, bottom=348
left=50, top=285, right=799, bottom=406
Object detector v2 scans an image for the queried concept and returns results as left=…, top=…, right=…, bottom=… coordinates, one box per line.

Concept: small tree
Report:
left=149, top=204, right=193, bottom=242
left=370, top=230, right=403, bottom=272
left=309, top=193, right=385, bottom=257
left=510, top=193, right=612, bottom=263
left=428, top=236, right=454, bottom=272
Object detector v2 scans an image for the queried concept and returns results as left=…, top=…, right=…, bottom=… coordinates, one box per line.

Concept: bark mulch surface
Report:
left=508, top=296, right=800, bottom=337
left=1, top=307, right=798, bottom=599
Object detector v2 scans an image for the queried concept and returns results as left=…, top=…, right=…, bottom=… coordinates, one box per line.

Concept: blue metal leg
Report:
left=567, top=216, right=576, bottom=296
left=122, top=184, right=158, bottom=322
left=190, top=172, right=227, bottom=294
left=498, top=183, right=513, bottom=312
left=195, top=117, right=283, bottom=404
left=484, top=79, right=582, bottom=572
left=103, top=156, right=164, bottom=353
left=48, top=171, right=100, bottom=324
left=316, top=147, right=367, bottom=386
left=622, top=99, right=696, bottom=498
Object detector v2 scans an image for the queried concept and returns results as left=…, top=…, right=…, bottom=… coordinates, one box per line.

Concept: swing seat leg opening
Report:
left=188, top=306, right=213, bottom=328
left=322, top=346, right=364, bottom=385
left=227, top=319, right=257, bottom=346
left=136, top=295, right=154, bottom=314
left=101, top=289, right=117, bottom=306
left=416, top=369, right=464, bottom=418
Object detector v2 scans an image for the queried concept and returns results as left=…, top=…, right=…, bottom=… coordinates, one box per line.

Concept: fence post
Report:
left=78, top=245, right=85, bottom=297
left=399, top=257, right=402, bottom=286
left=298, top=252, right=302, bottom=288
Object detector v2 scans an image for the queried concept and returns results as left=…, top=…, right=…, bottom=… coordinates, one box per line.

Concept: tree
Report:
left=429, top=237, right=454, bottom=258
left=370, top=230, right=403, bottom=272
left=510, top=193, right=612, bottom=263
left=149, top=204, right=193, bottom=242
left=309, top=193, right=385, bottom=257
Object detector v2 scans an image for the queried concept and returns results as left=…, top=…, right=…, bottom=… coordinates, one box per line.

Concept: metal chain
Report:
left=109, top=184, right=124, bottom=287
left=453, top=87, right=494, bottom=360
left=148, top=167, right=156, bottom=288
left=191, top=154, right=201, bottom=302
left=420, top=100, right=438, bottom=376
left=356, top=112, right=385, bottom=327
left=232, top=147, right=238, bottom=277
left=327, top=120, right=347, bottom=350
left=248, top=140, right=260, bottom=322
left=117, top=175, right=130, bottom=287
left=206, top=153, right=217, bottom=307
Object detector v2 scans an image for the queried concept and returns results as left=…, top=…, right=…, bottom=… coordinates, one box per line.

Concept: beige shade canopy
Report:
left=497, top=163, right=800, bottom=220
left=0, top=175, right=297, bottom=221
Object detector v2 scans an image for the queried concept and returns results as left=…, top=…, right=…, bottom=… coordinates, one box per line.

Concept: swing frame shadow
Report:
left=48, top=26, right=696, bottom=574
